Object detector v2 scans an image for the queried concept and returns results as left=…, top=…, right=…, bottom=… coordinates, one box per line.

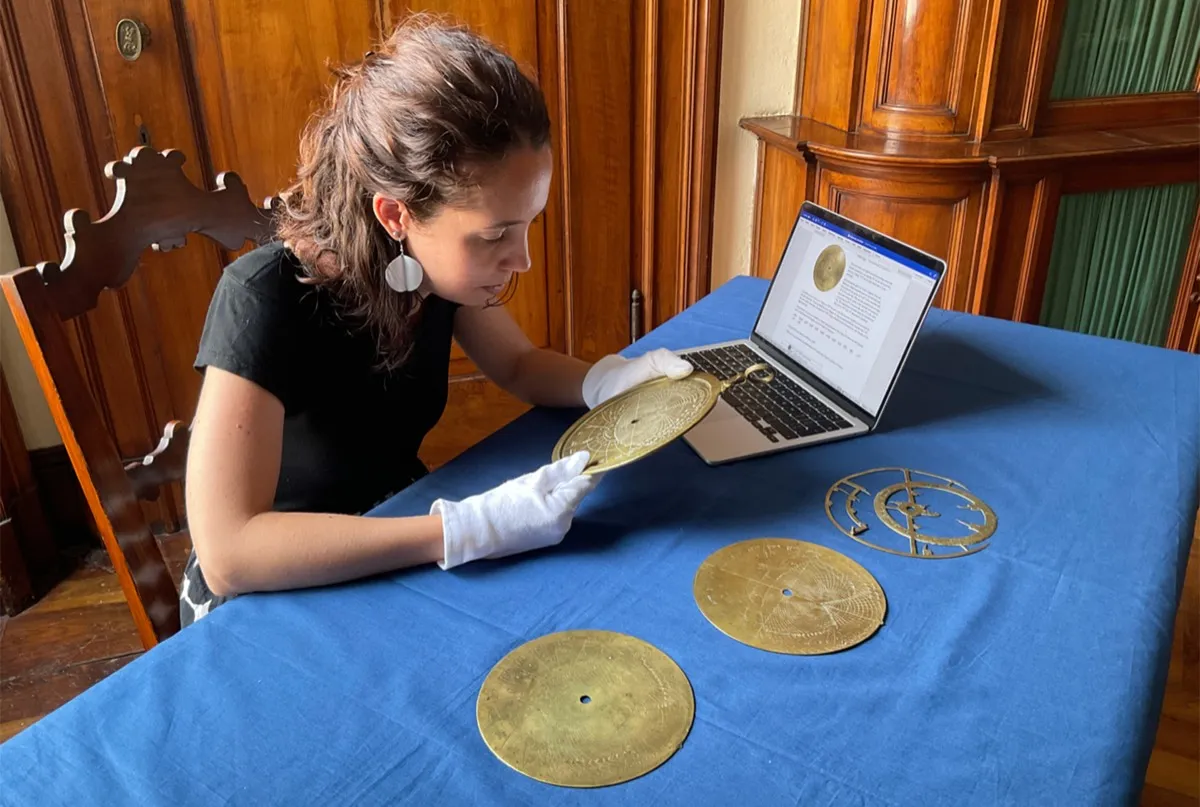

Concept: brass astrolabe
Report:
left=476, top=630, right=695, bottom=788
left=693, top=538, right=886, bottom=655
left=812, top=244, right=847, bottom=292
left=552, top=363, right=775, bottom=473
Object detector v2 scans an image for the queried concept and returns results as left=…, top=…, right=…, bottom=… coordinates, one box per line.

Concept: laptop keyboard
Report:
left=684, top=344, right=853, bottom=443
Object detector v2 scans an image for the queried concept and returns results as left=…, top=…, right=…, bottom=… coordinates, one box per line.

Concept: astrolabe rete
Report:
left=693, top=538, right=886, bottom=654
left=825, top=467, right=997, bottom=559
left=476, top=630, right=695, bottom=788
left=812, top=244, right=847, bottom=292
left=552, top=364, right=773, bottom=474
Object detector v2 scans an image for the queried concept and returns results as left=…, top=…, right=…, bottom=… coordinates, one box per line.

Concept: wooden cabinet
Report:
left=747, top=0, right=1200, bottom=352
left=0, top=0, right=723, bottom=534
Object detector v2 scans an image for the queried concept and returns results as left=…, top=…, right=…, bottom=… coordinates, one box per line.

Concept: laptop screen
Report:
left=753, top=208, right=941, bottom=417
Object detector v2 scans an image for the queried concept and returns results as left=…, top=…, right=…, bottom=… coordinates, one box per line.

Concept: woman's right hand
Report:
left=432, top=451, right=598, bottom=569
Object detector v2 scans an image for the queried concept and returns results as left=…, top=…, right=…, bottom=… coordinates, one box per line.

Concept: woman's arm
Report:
left=454, top=304, right=590, bottom=407
left=185, top=367, right=445, bottom=597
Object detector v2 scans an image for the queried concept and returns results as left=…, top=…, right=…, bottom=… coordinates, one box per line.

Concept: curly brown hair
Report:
left=276, top=17, right=550, bottom=369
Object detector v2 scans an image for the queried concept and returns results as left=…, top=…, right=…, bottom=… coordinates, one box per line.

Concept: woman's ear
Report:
left=372, top=193, right=410, bottom=239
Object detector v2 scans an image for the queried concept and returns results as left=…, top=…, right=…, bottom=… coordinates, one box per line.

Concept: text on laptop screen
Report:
left=754, top=210, right=938, bottom=417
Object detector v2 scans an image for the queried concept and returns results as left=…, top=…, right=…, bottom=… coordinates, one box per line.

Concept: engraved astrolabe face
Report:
left=693, top=538, right=886, bottom=654
left=476, top=629, right=695, bottom=787
left=552, top=362, right=774, bottom=474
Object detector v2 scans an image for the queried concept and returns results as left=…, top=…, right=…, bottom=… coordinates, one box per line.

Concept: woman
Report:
left=180, top=19, right=692, bottom=626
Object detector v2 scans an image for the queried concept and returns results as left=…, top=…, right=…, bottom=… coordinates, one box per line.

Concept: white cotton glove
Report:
left=431, top=451, right=597, bottom=570
left=581, top=348, right=694, bottom=409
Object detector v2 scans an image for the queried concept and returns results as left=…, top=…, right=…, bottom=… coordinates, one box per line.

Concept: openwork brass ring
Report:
left=825, top=467, right=998, bottom=559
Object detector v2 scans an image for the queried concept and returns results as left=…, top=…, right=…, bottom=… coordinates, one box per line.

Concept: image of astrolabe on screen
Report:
left=824, top=467, right=997, bottom=559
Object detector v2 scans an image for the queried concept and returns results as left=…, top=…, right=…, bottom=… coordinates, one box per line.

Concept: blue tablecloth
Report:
left=3, top=276, right=1197, bottom=806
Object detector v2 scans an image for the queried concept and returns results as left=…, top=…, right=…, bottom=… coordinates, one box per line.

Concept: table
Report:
left=2, top=277, right=1197, bottom=806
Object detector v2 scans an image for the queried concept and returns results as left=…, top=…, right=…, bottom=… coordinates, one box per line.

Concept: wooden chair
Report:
left=1, top=146, right=274, bottom=648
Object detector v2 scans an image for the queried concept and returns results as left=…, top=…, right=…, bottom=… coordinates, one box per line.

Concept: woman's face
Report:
left=377, top=145, right=553, bottom=307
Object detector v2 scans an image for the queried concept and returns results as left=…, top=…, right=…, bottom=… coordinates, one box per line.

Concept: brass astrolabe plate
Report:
left=813, top=244, right=847, bottom=292
left=693, top=538, right=886, bottom=655
left=552, top=364, right=774, bottom=474
left=476, top=630, right=694, bottom=788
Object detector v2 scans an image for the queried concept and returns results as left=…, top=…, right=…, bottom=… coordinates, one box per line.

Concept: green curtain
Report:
left=1040, top=183, right=1198, bottom=346
left=1050, top=0, right=1200, bottom=98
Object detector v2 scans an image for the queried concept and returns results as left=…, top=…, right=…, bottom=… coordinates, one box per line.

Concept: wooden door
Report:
left=1, top=0, right=722, bottom=532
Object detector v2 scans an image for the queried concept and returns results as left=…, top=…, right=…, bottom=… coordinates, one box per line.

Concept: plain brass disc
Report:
left=812, top=244, right=847, bottom=292
left=693, top=538, right=886, bottom=655
left=476, top=630, right=695, bottom=788
left=552, top=372, right=723, bottom=473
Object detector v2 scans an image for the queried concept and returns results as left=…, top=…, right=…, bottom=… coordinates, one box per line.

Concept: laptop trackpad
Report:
left=685, top=398, right=772, bottom=461
left=699, top=397, right=742, bottom=424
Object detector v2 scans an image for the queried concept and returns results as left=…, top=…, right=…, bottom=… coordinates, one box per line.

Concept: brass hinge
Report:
left=630, top=289, right=643, bottom=343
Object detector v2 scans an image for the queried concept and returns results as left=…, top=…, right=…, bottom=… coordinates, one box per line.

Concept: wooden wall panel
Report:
left=975, top=177, right=1039, bottom=319
left=859, top=0, right=987, bottom=136
left=1168, top=210, right=1200, bottom=353
left=985, top=0, right=1054, bottom=139
left=1038, top=94, right=1200, bottom=136
left=797, top=0, right=867, bottom=130
left=184, top=2, right=376, bottom=205
left=635, top=0, right=722, bottom=332
left=749, top=143, right=809, bottom=280
left=551, top=0, right=633, bottom=359
left=817, top=162, right=987, bottom=311
left=398, top=0, right=538, bottom=65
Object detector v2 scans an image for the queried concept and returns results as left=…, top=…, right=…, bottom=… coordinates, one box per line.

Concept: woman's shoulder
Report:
left=219, top=241, right=309, bottom=302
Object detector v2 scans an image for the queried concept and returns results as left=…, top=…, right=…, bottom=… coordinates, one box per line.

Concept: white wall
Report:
left=0, top=193, right=61, bottom=449
left=710, top=0, right=802, bottom=287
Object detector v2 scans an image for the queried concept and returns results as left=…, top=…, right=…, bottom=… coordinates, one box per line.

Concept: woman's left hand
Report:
left=581, top=348, right=694, bottom=408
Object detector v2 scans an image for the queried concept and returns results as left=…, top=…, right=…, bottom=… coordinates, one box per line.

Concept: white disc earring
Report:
left=384, top=237, right=424, bottom=293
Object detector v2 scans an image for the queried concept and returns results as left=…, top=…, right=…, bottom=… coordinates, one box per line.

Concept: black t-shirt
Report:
left=194, top=242, right=458, bottom=515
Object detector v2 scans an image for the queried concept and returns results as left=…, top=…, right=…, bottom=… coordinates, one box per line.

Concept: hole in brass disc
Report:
left=782, top=589, right=793, bottom=597
left=580, top=695, right=591, bottom=704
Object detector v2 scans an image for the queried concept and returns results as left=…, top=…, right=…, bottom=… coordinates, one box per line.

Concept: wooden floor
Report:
left=1, top=536, right=1197, bottom=803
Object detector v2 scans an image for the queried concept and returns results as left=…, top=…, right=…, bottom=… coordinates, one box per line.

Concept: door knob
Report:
left=115, top=18, right=150, bottom=61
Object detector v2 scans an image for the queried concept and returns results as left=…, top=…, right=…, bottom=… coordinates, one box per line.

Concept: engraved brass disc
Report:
left=693, top=538, right=886, bottom=655
left=552, top=372, right=723, bottom=473
left=812, top=244, right=847, bottom=292
left=553, top=363, right=775, bottom=473
left=476, top=630, right=695, bottom=788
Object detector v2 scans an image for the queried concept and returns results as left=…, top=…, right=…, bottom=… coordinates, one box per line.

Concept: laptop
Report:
left=679, top=201, right=945, bottom=465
